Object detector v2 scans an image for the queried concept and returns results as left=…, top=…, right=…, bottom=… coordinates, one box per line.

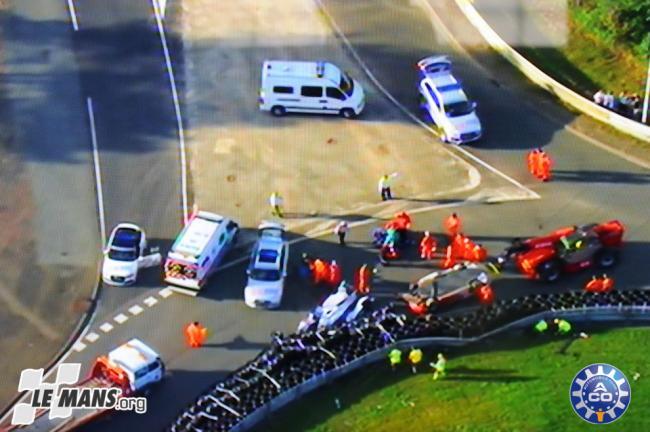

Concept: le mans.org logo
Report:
left=11, top=364, right=146, bottom=426
left=570, top=363, right=631, bottom=424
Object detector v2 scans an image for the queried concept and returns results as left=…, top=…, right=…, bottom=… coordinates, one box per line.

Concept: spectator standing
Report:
left=333, top=221, right=349, bottom=246
left=593, top=89, right=605, bottom=106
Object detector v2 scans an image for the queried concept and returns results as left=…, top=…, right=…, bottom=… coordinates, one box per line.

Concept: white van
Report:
left=259, top=60, right=365, bottom=118
left=164, top=211, right=239, bottom=295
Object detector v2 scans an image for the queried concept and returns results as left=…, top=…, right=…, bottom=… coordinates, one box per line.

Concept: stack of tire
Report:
left=169, top=289, right=650, bottom=432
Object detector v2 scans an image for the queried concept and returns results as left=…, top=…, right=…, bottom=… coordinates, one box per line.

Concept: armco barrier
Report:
left=453, top=0, right=650, bottom=143
left=168, top=289, right=650, bottom=432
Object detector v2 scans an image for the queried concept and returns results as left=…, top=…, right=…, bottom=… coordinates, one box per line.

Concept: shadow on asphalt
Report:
left=551, top=169, right=650, bottom=185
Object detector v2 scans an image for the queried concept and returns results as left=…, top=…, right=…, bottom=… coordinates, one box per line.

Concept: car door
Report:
left=325, top=87, right=346, bottom=112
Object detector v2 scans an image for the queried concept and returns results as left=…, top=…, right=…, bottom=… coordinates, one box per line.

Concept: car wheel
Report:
left=537, top=259, right=561, bottom=283
left=340, top=108, right=356, bottom=119
left=595, top=248, right=617, bottom=268
left=271, top=106, right=286, bottom=117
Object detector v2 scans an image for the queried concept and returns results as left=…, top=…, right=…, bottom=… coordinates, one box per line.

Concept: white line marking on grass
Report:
left=114, top=313, right=129, bottom=324
left=99, top=322, right=114, bottom=333
left=66, top=0, right=79, bottom=31
left=129, top=305, right=144, bottom=316
left=144, top=296, right=159, bottom=307
left=87, top=97, right=107, bottom=246
left=85, top=332, right=99, bottom=343
left=150, top=0, right=189, bottom=223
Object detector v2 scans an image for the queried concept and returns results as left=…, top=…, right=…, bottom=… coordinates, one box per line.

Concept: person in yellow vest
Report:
left=408, top=347, right=423, bottom=374
left=388, top=348, right=402, bottom=371
left=269, top=192, right=284, bottom=217
left=430, top=353, right=447, bottom=380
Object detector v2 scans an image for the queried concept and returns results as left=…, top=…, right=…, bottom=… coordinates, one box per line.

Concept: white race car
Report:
left=102, top=223, right=161, bottom=286
left=417, top=55, right=482, bottom=144
left=244, top=222, right=289, bottom=309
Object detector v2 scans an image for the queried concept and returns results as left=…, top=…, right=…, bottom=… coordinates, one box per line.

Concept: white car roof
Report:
left=262, top=60, right=341, bottom=85
left=252, top=236, right=284, bottom=270
left=109, top=338, right=159, bottom=373
left=171, top=211, right=224, bottom=258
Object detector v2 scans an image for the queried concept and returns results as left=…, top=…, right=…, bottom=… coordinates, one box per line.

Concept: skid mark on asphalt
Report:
left=71, top=288, right=174, bottom=353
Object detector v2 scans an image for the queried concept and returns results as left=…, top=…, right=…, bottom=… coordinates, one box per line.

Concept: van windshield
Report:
left=339, top=73, right=354, bottom=97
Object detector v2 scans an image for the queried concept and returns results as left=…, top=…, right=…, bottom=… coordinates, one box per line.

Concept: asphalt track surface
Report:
left=5, top=0, right=650, bottom=431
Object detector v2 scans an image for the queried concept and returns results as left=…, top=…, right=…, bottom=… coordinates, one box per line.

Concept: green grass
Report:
left=259, top=327, right=650, bottom=432
left=518, top=10, right=647, bottom=100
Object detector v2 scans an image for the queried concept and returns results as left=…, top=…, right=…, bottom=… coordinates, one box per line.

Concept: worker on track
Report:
left=585, top=274, right=615, bottom=293
left=526, top=148, right=541, bottom=177
left=378, top=173, right=399, bottom=201
left=408, top=347, right=423, bottom=374
left=537, top=151, right=553, bottom=182
left=184, top=321, right=208, bottom=348
left=441, top=245, right=456, bottom=269
left=388, top=348, right=402, bottom=371
left=269, top=192, right=284, bottom=218
left=419, top=231, right=437, bottom=260
left=354, top=264, right=372, bottom=295
left=328, top=260, right=342, bottom=287
left=475, top=284, right=495, bottom=305
left=430, top=353, right=447, bottom=380
left=443, top=213, right=462, bottom=237
left=312, top=258, right=329, bottom=285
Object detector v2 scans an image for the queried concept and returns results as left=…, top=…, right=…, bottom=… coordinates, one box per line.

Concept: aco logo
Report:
left=570, top=363, right=631, bottom=424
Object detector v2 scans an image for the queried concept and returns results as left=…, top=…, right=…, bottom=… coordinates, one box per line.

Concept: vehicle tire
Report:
left=271, top=106, right=286, bottom=117
left=595, top=248, right=617, bottom=269
left=340, top=108, right=356, bottom=119
left=536, top=259, right=561, bottom=283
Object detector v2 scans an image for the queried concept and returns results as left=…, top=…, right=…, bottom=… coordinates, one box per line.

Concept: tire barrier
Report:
left=168, top=289, right=650, bottom=432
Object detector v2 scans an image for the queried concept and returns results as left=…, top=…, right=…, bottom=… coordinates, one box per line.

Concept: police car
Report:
left=244, top=222, right=289, bottom=309
left=417, top=55, right=482, bottom=144
left=102, top=223, right=160, bottom=286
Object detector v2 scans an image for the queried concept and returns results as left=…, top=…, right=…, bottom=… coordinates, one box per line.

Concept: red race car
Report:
left=504, top=221, right=624, bottom=282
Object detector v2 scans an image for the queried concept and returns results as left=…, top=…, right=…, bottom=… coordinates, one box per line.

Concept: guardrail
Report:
left=167, top=289, right=650, bottom=432
left=453, top=0, right=650, bottom=143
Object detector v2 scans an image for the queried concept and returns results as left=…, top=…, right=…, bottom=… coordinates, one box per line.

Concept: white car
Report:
left=102, top=223, right=160, bottom=286
left=417, top=55, right=482, bottom=144
left=244, top=222, right=289, bottom=309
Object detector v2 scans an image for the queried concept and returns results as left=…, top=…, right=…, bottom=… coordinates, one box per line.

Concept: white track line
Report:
left=99, top=322, right=114, bottom=333
left=314, top=0, right=539, bottom=200
left=150, top=0, right=189, bottom=223
left=87, top=97, right=107, bottom=246
left=114, top=313, right=129, bottom=324
left=72, top=341, right=86, bottom=352
left=159, top=287, right=174, bottom=298
left=66, top=0, right=79, bottom=31
left=144, top=296, right=159, bottom=307
left=84, top=332, right=99, bottom=343
left=128, top=305, right=144, bottom=316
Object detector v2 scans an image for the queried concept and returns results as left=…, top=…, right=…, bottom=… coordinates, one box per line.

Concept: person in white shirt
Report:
left=333, top=221, right=349, bottom=246
left=593, top=89, right=604, bottom=106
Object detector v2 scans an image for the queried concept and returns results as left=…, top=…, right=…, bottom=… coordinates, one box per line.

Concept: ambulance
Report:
left=164, top=211, right=239, bottom=295
left=259, top=60, right=366, bottom=118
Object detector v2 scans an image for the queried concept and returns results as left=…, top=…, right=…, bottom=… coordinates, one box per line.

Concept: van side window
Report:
left=134, top=367, right=148, bottom=379
left=301, top=86, right=322, bottom=97
left=273, top=86, right=293, bottom=94
left=326, top=87, right=345, bottom=100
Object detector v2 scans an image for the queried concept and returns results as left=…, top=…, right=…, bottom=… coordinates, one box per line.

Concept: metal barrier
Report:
left=168, top=290, right=650, bottom=432
left=453, top=0, right=650, bottom=143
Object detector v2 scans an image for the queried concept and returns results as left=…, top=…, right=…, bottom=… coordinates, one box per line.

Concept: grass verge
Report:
left=259, top=326, right=650, bottom=432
